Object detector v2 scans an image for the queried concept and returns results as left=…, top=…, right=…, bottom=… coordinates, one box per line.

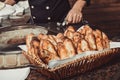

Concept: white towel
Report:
left=0, top=2, right=15, bottom=19
left=0, top=1, right=29, bottom=19
left=12, top=0, right=29, bottom=16
left=0, top=1, right=5, bottom=10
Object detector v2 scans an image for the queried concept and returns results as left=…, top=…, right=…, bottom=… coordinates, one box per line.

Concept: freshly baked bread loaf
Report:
left=80, top=39, right=90, bottom=51
left=57, top=42, right=68, bottom=59
left=55, top=33, right=65, bottom=43
left=26, top=33, right=44, bottom=65
left=93, top=29, right=103, bottom=50
left=41, top=40, right=57, bottom=56
left=73, top=32, right=81, bottom=48
left=63, top=38, right=76, bottom=58
left=85, top=33, right=96, bottom=50
left=64, top=26, right=75, bottom=36
left=39, top=39, right=59, bottom=64
left=102, top=32, right=110, bottom=49
left=47, top=35, right=57, bottom=49
left=64, top=26, right=75, bottom=40
left=40, top=49, right=59, bottom=64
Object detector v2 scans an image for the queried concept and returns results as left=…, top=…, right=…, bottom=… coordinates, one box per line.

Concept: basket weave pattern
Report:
left=23, top=48, right=120, bottom=80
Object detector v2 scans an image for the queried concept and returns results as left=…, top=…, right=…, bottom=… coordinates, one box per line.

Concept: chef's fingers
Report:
left=77, top=13, right=82, bottom=23
left=72, top=13, right=77, bottom=23
left=71, top=13, right=82, bottom=23
left=75, top=14, right=80, bottom=23
left=66, top=13, right=83, bottom=24
left=65, top=14, right=72, bottom=24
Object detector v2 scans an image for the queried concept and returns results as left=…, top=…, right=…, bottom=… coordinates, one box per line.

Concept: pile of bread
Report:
left=26, top=25, right=110, bottom=65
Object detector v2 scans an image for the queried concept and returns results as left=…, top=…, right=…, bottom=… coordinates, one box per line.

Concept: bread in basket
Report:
left=22, top=25, right=120, bottom=80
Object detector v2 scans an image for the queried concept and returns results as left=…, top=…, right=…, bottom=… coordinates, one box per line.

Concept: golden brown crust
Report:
left=25, top=25, right=110, bottom=65
left=37, top=33, right=44, bottom=40
left=56, top=33, right=64, bottom=38
left=93, top=29, right=103, bottom=50
left=41, top=40, right=57, bottom=55
left=26, top=33, right=44, bottom=65
left=65, top=30, right=74, bottom=40
left=73, top=32, right=81, bottom=42
left=38, top=33, right=48, bottom=40
left=77, top=25, right=92, bottom=38
left=32, top=38, right=40, bottom=48
left=39, top=49, right=59, bottom=64
left=85, top=33, right=97, bottom=50
left=81, top=39, right=90, bottom=51
left=64, top=26, right=75, bottom=37
left=77, top=40, right=83, bottom=54
left=63, top=38, right=76, bottom=58
left=55, top=33, right=65, bottom=43
left=47, top=35, right=57, bottom=49
left=72, top=32, right=81, bottom=48
left=67, top=26, right=75, bottom=32
left=38, top=39, right=59, bottom=64
left=57, top=42, right=68, bottom=59
left=102, top=32, right=110, bottom=48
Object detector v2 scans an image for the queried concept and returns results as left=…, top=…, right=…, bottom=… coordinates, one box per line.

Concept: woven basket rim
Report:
left=34, top=48, right=119, bottom=72
left=49, top=48, right=120, bottom=71
left=23, top=48, right=120, bottom=72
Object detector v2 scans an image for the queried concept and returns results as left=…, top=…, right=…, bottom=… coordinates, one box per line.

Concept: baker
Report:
left=4, top=0, right=90, bottom=31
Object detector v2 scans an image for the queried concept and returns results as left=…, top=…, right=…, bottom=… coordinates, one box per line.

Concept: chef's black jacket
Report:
left=15, top=0, right=90, bottom=24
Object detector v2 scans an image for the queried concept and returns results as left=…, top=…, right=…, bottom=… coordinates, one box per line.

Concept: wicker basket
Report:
left=23, top=48, right=120, bottom=80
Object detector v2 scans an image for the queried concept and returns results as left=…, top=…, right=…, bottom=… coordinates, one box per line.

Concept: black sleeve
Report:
left=85, top=0, right=91, bottom=6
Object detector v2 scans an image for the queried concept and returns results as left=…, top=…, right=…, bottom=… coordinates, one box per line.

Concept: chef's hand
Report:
left=65, top=0, right=86, bottom=24
left=65, top=9, right=82, bottom=24
left=4, top=0, right=16, bottom=5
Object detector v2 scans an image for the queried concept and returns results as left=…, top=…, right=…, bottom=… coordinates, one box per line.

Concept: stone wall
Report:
left=0, top=53, right=29, bottom=68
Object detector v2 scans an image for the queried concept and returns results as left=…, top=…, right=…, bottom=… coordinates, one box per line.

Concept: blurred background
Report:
left=83, top=0, right=120, bottom=39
